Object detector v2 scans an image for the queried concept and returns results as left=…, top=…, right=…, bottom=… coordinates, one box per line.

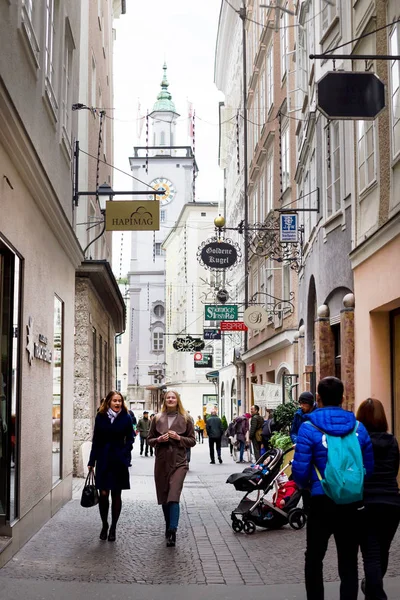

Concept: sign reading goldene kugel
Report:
left=105, top=201, right=160, bottom=231
left=200, top=241, right=238, bottom=269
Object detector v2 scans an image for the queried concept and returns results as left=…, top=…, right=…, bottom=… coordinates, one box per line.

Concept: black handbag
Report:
left=80, top=471, right=99, bottom=508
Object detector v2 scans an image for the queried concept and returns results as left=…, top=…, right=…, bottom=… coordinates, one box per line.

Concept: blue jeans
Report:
left=239, top=440, right=245, bottom=461
left=162, top=502, right=180, bottom=531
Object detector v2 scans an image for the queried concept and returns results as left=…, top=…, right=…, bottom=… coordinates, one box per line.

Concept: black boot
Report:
left=166, top=529, right=176, bottom=547
left=108, top=525, right=116, bottom=542
left=99, top=523, right=108, bottom=540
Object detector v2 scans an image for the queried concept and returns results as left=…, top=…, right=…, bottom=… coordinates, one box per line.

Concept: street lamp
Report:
left=97, top=182, right=113, bottom=214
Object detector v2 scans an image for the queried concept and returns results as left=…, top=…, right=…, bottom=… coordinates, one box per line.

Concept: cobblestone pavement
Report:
left=1, top=442, right=400, bottom=588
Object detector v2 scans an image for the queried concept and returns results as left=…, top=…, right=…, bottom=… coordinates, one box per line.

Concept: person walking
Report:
left=290, top=391, right=316, bottom=443
left=147, top=390, right=195, bottom=547
left=234, top=414, right=249, bottom=463
left=292, top=376, right=374, bottom=600
left=206, top=408, right=224, bottom=464
left=88, top=390, right=134, bottom=542
left=356, top=398, right=400, bottom=600
left=249, top=404, right=264, bottom=462
left=195, top=415, right=206, bottom=444
left=137, top=411, right=151, bottom=456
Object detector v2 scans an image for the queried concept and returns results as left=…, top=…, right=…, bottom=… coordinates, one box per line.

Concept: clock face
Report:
left=149, top=178, right=176, bottom=205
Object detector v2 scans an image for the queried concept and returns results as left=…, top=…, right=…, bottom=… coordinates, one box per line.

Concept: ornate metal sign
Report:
left=248, top=213, right=303, bottom=272
left=243, top=306, right=269, bottom=330
left=197, top=237, right=242, bottom=271
left=172, top=336, right=205, bottom=352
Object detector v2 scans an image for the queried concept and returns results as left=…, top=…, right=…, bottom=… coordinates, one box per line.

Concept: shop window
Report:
left=52, top=296, right=63, bottom=484
left=0, top=246, right=21, bottom=523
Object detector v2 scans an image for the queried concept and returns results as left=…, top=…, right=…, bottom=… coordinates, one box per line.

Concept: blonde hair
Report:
left=161, top=389, right=188, bottom=419
left=98, top=390, right=128, bottom=414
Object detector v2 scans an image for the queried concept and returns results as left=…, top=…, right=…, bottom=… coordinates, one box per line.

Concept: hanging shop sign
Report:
left=105, top=201, right=160, bottom=231
left=243, top=306, right=269, bottom=330
left=204, top=329, right=222, bottom=340
left=173, top=336, right=205, bottom=352
left=205, top=304, right=238, bottom=321
left=279, top=213, right=298, bottom=243
left=197, top=237, right=242, bottom=271
left=317, top=71, right=385, bottom=120
left=26, top=317, right=52, bottom=365
left=194, top=353, right=213, bottom=368
left=220, top=321, right=248, bottom=331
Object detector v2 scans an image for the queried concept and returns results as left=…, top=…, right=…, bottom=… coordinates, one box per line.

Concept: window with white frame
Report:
left=116, top=380, right=121, bottom=392
left=266, top=260, right=274, bottom=317
left=153, top=330, right=164, bottom=352
left=321, top=0, right=337, bottom=36
left=281, top=121, right=290, bottom=191
left=325, top=120, right=341, bottom=216
left=357, top=121, right=376, bottom=193
left=252, top=264, right=259, bottom=299
left=155, top=242, right=162, bottom=256
left=45, top=0, right=58, bottom=92
left=297, top=25, right=308, bottom=96
left=280, top=6, right=288, bottom=80
left=282, top=264, right=290, bottom=302
left=62, top=25, right=74, bottom=141
left=259, top=170, right=266, bottom=223
left=116, top=356, right=122, bottom=368
left=259, top=67, right=265, bottom=124
left=266, top=43, right=274, bottom=113
left=267, top=148, right=274, bottom=213
left=160, top=209, right=166, bottom=223
left=252, top=183, right=258, bottom=223
left=390, top=24, right=400, bottom=158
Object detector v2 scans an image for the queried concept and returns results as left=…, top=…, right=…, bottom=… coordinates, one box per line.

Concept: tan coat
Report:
left=148, top=412, right=196, bottom=504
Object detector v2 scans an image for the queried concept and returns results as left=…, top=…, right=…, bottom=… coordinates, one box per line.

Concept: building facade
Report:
left=127, top=66, right=198, bottom=410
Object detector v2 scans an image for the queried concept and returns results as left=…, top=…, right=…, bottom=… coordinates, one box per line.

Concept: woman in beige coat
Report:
left=148, top=390, right=196, bottom=547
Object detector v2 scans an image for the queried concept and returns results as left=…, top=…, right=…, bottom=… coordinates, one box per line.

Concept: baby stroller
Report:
left=226, top=446, right=306, bottom=534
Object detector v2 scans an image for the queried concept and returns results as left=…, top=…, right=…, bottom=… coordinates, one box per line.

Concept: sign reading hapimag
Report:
left=105, top=201, right=160, bottom=231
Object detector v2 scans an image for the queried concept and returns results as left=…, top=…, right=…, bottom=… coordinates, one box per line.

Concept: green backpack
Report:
left=312, top=422, right=365, bottom=505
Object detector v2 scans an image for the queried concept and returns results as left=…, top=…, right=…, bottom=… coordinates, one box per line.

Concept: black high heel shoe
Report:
left=99, top=524, right=108, bottom=540
left=108, top=526, right=116, bottom=542
left=166, top=529, right=176, bottom=547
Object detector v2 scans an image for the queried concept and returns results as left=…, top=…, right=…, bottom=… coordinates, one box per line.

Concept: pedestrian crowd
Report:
left=85, top=378, right=399, bottom=600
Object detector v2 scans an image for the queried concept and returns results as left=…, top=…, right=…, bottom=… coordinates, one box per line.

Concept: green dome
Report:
left=152, top=63, right=177, bottom=113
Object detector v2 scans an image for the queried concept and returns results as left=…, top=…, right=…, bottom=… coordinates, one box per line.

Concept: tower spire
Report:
left=152, top=63, right=177, bottom=113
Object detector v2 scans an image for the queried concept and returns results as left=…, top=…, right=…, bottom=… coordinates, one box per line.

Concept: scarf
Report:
left=107, top=407, right=120, bottom=424
left=167, top=411, right=178, bottom=429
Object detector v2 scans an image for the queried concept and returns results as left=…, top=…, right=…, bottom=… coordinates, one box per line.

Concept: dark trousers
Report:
left=196, top=429, right=204, bottom=444
left=360, top=503, right=400, bottom=600
left=305, top=495, right=361, bottom=600
left=140, top=436, right=149, bottom=455
left=252, top=439, right=262, bottom=462
left=208, top=437, right=221, bottom=462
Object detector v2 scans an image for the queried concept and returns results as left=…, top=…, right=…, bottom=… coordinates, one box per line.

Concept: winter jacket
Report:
left=290, top=405, right=316, bottom=443
left=292, top=406, right=374, bottom=496
left=206, top=415, right=224, bottom=439
left=234, top=415, right=249, bottom=443
left=249, top=414, right=264, bottom=440
left=363, top=432, right=400, bottom=506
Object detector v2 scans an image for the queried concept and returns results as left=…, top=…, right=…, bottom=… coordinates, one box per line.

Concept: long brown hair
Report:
left=98, top=390, right=128, bottom=414
left=356, top=398, right=388, bottom=433
left=161, top=389, right=187, bottom=419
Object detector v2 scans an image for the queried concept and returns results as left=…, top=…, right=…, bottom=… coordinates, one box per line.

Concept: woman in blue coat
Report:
left=88, top=391, right=134, bottom=542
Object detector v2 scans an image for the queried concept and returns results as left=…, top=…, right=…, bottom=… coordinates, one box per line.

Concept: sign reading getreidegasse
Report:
left=200, top=241, right=238, bottom=269
left=105, top=201, right=160, bottom=231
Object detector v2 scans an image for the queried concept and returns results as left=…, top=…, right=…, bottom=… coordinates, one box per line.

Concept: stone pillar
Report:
left=304, top=365, right=315, bottom=394
left=341, top=293, right=355, bottom=412
left=315, top=305, right=335, bottom=383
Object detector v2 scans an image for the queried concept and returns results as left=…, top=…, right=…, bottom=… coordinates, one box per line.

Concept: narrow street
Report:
left=1, top=442, right=400, bottom=599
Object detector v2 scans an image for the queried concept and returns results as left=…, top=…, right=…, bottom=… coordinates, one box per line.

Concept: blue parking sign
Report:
left=279, top=213, right=298, bottom=243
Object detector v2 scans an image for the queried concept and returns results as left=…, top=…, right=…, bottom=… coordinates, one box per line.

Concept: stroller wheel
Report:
left=288, top=508, right=306, bottom=530
left=232, top=519, right=243, bottom=533
left=243, top=520, right=256, bottom=535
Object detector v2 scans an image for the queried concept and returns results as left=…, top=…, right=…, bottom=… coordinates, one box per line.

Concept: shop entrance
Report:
left=0, top=240, right=21, bottom=526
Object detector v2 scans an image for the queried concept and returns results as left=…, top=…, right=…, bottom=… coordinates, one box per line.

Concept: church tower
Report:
left=127, top=65, right=198, bottom=409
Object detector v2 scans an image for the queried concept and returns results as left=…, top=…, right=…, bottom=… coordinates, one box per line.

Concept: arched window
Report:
left=154, top=304, right=164, bottom=318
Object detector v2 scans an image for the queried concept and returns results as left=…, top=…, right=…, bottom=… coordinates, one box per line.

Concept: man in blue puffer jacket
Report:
left=292, top=376, right=374, bottom=600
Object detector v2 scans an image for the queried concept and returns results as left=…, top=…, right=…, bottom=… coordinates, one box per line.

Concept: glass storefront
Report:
left=52, top=296, right=63, bottom=484
left=0, top=240, right=21, bottom=524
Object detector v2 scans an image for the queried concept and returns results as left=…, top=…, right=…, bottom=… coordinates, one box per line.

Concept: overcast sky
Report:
left=112, top=0, right=224, bottom=277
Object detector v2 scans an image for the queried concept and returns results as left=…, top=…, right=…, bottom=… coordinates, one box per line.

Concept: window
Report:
left=62, top=25, right=74, bottom=142
left=153, top=330, right=164, bottom=351
left=259, top=170, right=265, bottom=223
left=266, top=43, right=274, bottom=112
left=154, top=242, right=162, bottom=256
left=280, top=6, right=288, bottom=80
left=116, top=335, right=122, bottom=344
left=22, top=1, right=40, bottom=65
left=45, top=0, right=59, bottom=105
left=116, top=380, right=121, bottom=393
left=321, top=0, right=337, bottom=36
left=325, top=121, right=341, bottom=216
left=116, top=356, right=122, bottom=368
left=154, top=304, right=164, bottom=318
left=297, top=25, right=308, bottom=96
left=357, top=121, right=376, bottom=193
left=160, top=210, right=166, bottom=223
left=52, top=296, right=63, bottom=484
left=281, top=122, right=290, bottom=191
left=283, top=264, right=290, bottom=302
left=252, top=183, right=258, bottom=223
left=266, top=149, right=274, bottom=213
left=259, top=67, right=265, bottom=124
left=390, top=24, right=400, bottom=157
